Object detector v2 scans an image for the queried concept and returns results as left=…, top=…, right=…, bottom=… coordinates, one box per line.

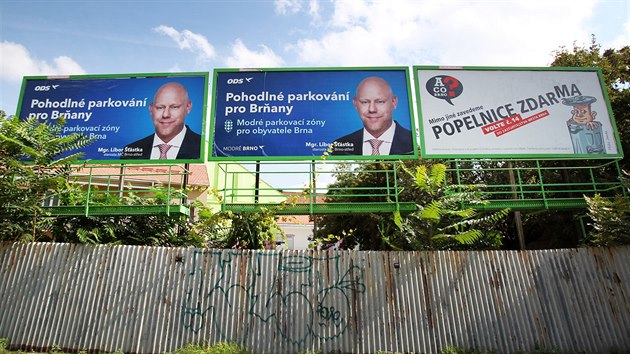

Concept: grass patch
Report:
left=0, top=338, right=8, bottom=354
left=169, top=342, right=249, bottom=354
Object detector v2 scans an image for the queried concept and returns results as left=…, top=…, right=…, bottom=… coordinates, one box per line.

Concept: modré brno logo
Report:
left=224, top=119, right=233, bottom=133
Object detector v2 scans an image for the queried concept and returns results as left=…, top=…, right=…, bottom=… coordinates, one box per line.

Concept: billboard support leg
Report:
left=508, top=161, right=526, bottom=250
left=311, top=160, right=317, bottom=237
left=119, top=165, right=125, bottom=199
left=255, top=161, right=260, bottom=204
left=183, top=163, right=190, bottom=205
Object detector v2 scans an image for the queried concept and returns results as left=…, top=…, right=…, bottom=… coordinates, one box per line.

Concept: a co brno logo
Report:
left=426, top=75, right=463, bottom=105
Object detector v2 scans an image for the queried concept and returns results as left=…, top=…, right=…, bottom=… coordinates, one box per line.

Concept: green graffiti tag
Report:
left=182, top=251, right=365, bottom=344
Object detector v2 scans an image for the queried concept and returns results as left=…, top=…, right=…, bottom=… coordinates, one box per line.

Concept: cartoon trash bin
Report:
left=562, top=95, right=606, bottom=154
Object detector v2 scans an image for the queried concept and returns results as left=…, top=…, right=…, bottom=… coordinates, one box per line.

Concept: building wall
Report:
left=277, top=223, right=313, bottom=250
left=205, top=162, right=287, bottom=212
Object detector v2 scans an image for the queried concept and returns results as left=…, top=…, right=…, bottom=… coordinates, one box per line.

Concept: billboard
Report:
left=414, top=67, right=622, bottom=158
left=17, top=72, right=209, bottom=163
left=209, top=67, right=417, bottom=160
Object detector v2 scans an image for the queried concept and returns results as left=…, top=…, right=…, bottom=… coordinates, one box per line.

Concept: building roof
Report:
left=73, top=163, right=209, bottom=187
left=275, top=191, right=325, bottom=225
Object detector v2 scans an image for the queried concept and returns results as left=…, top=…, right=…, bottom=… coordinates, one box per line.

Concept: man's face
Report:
left=571, top=104, right=595, bottom=125
left=353, top=78, right=398, bottom=138
left=149, top=83, right=192, bottom=142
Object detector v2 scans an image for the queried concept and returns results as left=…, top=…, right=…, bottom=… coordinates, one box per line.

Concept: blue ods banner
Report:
left=210, top=68, right=417, bottom=160
left=17, top=72, right=208, bottom=163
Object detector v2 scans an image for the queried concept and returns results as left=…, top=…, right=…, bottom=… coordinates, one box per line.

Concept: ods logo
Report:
left=33, top=84, right=59, bottom=91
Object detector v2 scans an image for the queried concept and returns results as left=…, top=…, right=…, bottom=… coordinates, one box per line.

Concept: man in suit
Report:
left=121, top=82, right=201, bottom=160
left=332, top=76, right=413, bottom=156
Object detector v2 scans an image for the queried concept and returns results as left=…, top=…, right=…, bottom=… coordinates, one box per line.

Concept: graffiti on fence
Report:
left=182, top=251, right=365, bottom=344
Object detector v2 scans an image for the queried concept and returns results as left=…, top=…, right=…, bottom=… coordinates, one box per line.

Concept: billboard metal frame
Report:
left=11, top=67, right=626, bottom=219
left=16, top=71, right=210, bottom=165
left=208, top=66, right=419, bottom=161
left=413, top=66, right=623, bottom=159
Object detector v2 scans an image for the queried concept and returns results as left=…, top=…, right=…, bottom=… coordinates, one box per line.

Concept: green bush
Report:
left=170, top=342, right=249, bottom=354
left=0, top=338, right=8, bottom=354
left=439, top=347, right=496, bottom=354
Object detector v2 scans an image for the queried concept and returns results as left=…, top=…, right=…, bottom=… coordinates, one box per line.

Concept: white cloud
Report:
left=275, top=0, right=304, bottom=15
left=167, top=64, right=183, bottom=73
left=607, top=21, right=629, bottom=50
left=308, top=0, right=320, bottom=18
left=275, top=0, right=322, bottom=21
left=0, top=41, right=86, bottom=82
left=153, top=25, right=216, bottom=62
left=288, top=0, right=599, bottom=67
left=224, top=39, right=285, bottom=68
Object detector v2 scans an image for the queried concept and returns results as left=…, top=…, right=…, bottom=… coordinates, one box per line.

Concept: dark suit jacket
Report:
left=120, top=126, right=201, bottom=160
left=332, top=121, right=414, bottom=156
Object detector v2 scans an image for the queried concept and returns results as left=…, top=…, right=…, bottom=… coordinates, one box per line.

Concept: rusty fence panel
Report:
left=0, top=242, right=629, bottom=353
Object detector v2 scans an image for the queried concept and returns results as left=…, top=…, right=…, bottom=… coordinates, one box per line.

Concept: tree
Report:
left=314, top=161, right=508, bottom=250
left=582, top=172, right=630, bottom=247
left=583, top=194, right=630, bottom=246
left=388, top=163, right=509, bottom=250
left=46, top=185, right=205, bottom=247
left=218, top=209, right=283, bottom=249
left=313, top=161, right=427, bottom=250
left=190, top=190, right=284, bottom=249
left=516, top=36, right=630, bottom=248
left=0, top=112, right=93, bottom=241
left=0, top=111, right=206, bottom=247
left=551, top=36, right=630, bottom=169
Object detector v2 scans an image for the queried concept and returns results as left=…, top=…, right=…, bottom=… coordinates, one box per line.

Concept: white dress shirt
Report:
left=150, top=126, right=187, bottom=159
left=362, top=121, right=397, bottom=155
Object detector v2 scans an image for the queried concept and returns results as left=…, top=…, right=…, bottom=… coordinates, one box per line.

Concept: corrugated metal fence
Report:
left=0, top=242, right=629, bottom=353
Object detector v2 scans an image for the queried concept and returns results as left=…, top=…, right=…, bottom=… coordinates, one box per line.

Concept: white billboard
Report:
left=414, top=67, right=622, bottom=158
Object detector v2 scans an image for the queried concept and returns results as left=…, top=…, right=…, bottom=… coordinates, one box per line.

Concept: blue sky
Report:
left=1, top=0, right=628, bottom=115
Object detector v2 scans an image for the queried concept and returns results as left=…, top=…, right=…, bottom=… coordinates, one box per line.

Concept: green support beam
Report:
left=223, top=202, right=417, bottom=215
left=40, top=164, right=191, bottom=217
left=39, top=159, right=625, bottom=217
left=43, top=204, right=190, bottom=217
left=218, top=158, right=625, bottom=215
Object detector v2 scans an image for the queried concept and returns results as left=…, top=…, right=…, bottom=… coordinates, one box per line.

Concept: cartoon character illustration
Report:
left=562, top=95, right=606, bottom=154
